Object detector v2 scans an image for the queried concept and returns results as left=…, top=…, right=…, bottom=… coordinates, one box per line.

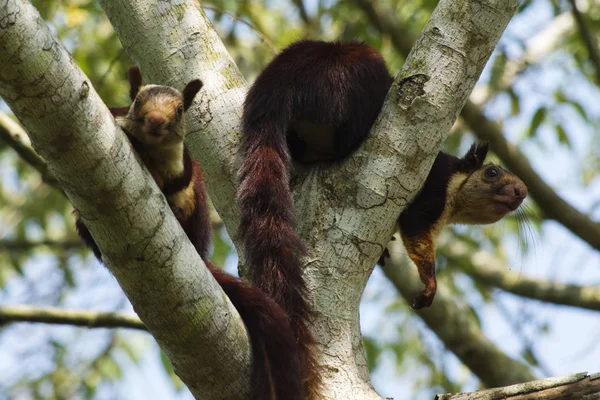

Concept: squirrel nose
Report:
left=146, top=111, right=166, bottom=128
left=514, top=183, right=528, bottom=199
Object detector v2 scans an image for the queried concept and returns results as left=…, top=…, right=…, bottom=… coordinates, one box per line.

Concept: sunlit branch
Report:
left=0, top=112, right=64, bottom=195
left=444, top=241, right=600, bottom=311
left=568, top=0, right=600, bottom=85
left=201, top=5, right=278, bottom=54
left=438, top=372, right=600, bottom=400
left=0, top=305, right=146, bottom=331
left=0, top=239, right=83, bottom=252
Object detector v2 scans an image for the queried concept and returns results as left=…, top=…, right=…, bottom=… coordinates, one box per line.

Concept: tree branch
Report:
left=568, top=0, right=600, bottom=85
left=354, top=0, right=600, bottom=251
left=382, top=236, right=536, bottom=388
left=0, top=305, right=146, bottom=331
left=291, top=0, right=311, bottom=26
left=201, top=5, right=279, bottom=55
left=0, top=112, right=63, bottom=194
left=354, top=0, right=415, bottom=55
left=0, top=2, right=251, bottom=399
left=443, top=240, right=600, bottom=311
left=437, top=372, right=600, bottom=399
left=0, top=238, right=83, bottom=251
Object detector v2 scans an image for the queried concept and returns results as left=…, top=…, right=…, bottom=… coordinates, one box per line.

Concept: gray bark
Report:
left=1, top=0, right=519, bottom=398
left=0, top=1, right=251, bottom=399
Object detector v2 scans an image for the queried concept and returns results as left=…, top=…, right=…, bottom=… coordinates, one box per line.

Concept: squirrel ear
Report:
left=182, top=79, right=203, bottom=111
left=128, top=67, right=143, bottom=101
left=109, top=106, right=130, bottom=117
left=461, top=142, right=489, bottom=171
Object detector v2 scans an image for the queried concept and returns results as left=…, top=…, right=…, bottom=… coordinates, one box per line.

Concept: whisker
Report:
left=514, top=203, right=539, bottom=274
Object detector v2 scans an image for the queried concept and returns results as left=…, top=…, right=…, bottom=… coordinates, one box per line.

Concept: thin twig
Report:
left=0, top=239, right=83, bottom=252
left=0, top=305, right=146, bottom=331
left=437, top=372, right=600, bottom=400
left=444, top=240, right=600, bottom=311
left=568, top=0, right=600, bottom=85
left=201, top=4, right=279, bottom=55
left=0, top=112, right=65, bottom=195
left=291, top=0, right=311, bottom=26
left=96, top=47, right=126, bottom=93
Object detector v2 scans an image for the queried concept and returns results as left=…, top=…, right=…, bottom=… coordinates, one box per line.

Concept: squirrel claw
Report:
left=411, top=291, right=434, bottom=309
left=171, top=207, right=182, bottom=219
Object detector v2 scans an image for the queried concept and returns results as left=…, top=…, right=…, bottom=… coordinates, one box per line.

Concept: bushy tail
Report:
left=186, top=155, right=308, bottom=399
left=206, top=261, right=304, bottom=400
left=238, top=118, right=320, bottom=397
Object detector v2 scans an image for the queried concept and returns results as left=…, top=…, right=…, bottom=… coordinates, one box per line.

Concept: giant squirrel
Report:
left=238, top=40, right=527, bottom=395
left=75, top=67, right=304, bottom=400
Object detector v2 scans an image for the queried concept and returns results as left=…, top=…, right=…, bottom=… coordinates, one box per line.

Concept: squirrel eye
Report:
left=177, top=105, right=184, bottom=116
left=484, top=166, right=499, bottom=179
left=134, top=98, right=141, bottom=109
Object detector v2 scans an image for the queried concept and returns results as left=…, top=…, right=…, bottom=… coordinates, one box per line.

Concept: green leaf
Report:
left=120, top=341, right=140, bottom=363
left=362, top=336, right=382, bottom=371
left=521, top=348, right=539, bottom=367
left=97, top=356, right=122, bottom=380
left=160, top=349, right=185, bottom=391
left=489, top=52, right=508, bottom=91
left=556, top=123, right=570, bottom=145
left=508, top=89, right=520, bottom=115
left=527, top=107, right=546, bottom=137
left=569, top=100, right=589, bottom=122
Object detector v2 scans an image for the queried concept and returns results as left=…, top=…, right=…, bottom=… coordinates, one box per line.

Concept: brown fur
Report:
left=75, top=67, right=304, bottom=400
left=395, top=143, right=527, bottom=309
left=168, top=177, right=196, bottom=220
left=239, top=41, right=394, bottom=398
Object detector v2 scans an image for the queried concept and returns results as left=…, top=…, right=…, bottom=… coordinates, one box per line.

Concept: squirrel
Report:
left=75, top=67, right=304, bottom=400
left=386, top=142, right=527, bottom=308
left=238, top=39, right=527, bottom=388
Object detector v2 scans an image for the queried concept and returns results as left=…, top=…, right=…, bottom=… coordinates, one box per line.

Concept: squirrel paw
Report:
left=171, top=206, right=183, bottom=219
left=411, top=291, right=434, bottom=309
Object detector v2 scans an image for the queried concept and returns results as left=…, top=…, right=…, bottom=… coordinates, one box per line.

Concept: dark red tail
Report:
left=186, top=159, right=306, bottom=399
left=179, top=158, right=305, bottom=399
left=206, top=261, right=304, bottom=400
left=238, top=114, right=320, bottom=396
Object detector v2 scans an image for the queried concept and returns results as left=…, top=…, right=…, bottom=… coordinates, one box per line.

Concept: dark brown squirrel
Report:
left=386, top=142, right=527, bottom=309
left=238, top=39, right=527, bottom=387
left=75, top=67, right=304, bottom=400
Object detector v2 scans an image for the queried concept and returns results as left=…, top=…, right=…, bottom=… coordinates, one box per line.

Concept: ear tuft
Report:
left=460, top=142, right=489, bottom=171
left=109, top=106, right=130, bottom=117
left=183, top=79, right=204, bottom=111
left=128, top=67, right=143, bottom=101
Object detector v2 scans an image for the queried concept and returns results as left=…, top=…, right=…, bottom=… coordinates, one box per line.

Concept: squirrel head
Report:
left=121, top=67, right=203, bottom=146
left=449, top=142, right=528, bottom=225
